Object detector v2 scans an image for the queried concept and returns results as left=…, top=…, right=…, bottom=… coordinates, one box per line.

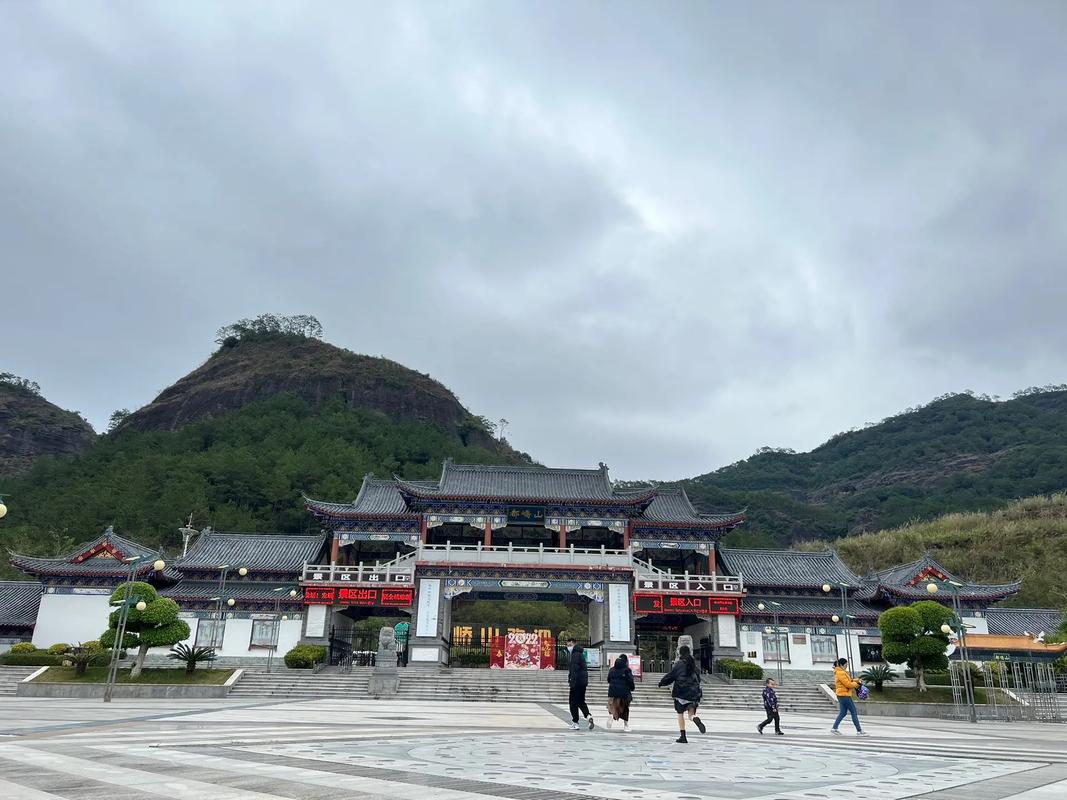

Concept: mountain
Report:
left=117, top=334, right=505, bottom=451
left=0, top=376, right=96, bottom=476
left=809, top=493, right=1067, bottom=609
left=0, top=328, right=526, bottom=578
left=683, top=389, right=1067, bottom=548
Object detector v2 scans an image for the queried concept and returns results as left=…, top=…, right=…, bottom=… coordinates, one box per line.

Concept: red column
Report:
left=330, top=536, right=340, bottom=564
left=623, top=520, right=633, bottom=550
left=558, top=527, right=567, bottom=550
left=708, top=551, right=716, bottom=575
left=420, top=515, right=428, bottom=544
left=483, top=521, right=493, bottom=548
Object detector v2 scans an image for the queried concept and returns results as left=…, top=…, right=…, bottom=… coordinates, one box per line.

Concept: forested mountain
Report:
left=0, top=318, right=526, bottom=578
left=683, top=388, right=1067, bottom=548
left=0, top=374, right=96, bottom=476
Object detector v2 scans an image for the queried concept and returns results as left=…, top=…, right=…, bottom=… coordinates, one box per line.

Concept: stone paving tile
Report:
left=0, top=753, right=161, bottom=800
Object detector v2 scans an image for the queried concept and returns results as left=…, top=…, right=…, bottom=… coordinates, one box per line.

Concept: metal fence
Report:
left=947, top=660, right=1063, bottom=723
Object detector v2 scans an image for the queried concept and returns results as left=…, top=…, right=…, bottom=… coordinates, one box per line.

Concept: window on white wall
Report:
left=195, top=620, right=222, bottom=648
left=811, top=634, right=838, bottom=663
left=761, top=632, right=790, bottom=662
left=250, top=620, right=277, bottom=647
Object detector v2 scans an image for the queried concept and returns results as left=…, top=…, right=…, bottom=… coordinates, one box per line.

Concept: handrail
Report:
left=419, top=543, right=631, bottom=557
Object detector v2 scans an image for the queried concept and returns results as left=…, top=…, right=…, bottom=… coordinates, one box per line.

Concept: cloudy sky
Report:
left=3, top=2, right=1066, bottom=480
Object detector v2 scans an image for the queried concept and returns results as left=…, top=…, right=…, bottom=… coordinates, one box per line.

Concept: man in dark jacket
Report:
left=566, top=638, right=594, bottom=730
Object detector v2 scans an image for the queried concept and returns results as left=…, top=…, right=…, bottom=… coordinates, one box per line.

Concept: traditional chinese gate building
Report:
left=302, top=460, right=747, bottom=666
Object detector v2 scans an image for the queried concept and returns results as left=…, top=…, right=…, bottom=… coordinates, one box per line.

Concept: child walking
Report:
left=757, top=677, right=783, bottom=735
left=606, top=654, right=635, bottom=732
left=658, top=644, right=705, bottom=743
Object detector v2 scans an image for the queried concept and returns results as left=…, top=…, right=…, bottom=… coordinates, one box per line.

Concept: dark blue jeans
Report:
left=833, top=696, right=862, bottom=731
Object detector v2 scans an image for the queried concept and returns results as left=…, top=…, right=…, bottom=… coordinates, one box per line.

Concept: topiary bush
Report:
left=47, top=643, right=72, bottom=655
left=8, top=642, right=37, bottom=654
left=717, top=658, right=764, bottom=679
left=284, top=644, right=326, bottom=669
left=1, top=653, right=63, bottom=666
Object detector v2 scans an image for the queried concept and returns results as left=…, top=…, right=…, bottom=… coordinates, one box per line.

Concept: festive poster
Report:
left=489, top=636, right=505, bottom=669
left=503, top=632, right=542, bottom=669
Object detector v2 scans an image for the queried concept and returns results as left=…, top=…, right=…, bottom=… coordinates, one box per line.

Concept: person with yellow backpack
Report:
left=830, top=657, right=866, bottom=736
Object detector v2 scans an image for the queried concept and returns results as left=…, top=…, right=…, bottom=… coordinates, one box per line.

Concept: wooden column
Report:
left=708, top=542, right=717, bottom=574
left=330, top=536, right=340, bottom=564
left=558, top=526, right=567, bottom=550
left=483, top=520, right=493, bottom=548
left=420, top=515, right=428, bottom=544
left=623, top=520, right=633, bottom=550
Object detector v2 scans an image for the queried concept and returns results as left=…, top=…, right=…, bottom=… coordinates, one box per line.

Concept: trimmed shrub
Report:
left=452, top=650, right=490, bottom=667
left=8, top=642, right=36, bottom=654
left=718, top=658, right=764, bottom=679
left=47, top=643, right=72, bottom=655
left=1, top=653, right=63, bottom=666
left=284, top=645, right=326, bottom=669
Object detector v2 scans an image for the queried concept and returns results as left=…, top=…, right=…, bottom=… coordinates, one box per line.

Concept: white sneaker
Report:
left=830, top=729, right=842, bottom=735
left=606, top=718, right=613, bottom=729
left=569, top=722, right=580, bottom=730
left=857, top=731, right=867, bottom=736
left=623, top=723, right=632, bottom=732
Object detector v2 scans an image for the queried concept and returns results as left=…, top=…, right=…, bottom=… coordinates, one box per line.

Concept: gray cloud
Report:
left=2, top=1, right=1066, bottom=479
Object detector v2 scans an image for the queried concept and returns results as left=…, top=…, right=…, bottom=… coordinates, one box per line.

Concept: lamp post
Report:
left=212, top=564, right=244, bottom=652
left=823, top=582, right=855, bottom=669
left=928, top=580, right=978, bottom=723
left=267, top=588, right=298, bottom=672
left=103, top=556, right=164, bottom=703
left=758, top=601, right=784, bottom=685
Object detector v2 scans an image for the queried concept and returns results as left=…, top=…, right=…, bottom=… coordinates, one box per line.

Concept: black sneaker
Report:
left=676, top=734, right=688, bottom=744
left=587, top=716, right=595, bottom=730
left=775, top=731, right=785, bottom=736
left=757, top=725, right=764, bottom=735
left=693, top=717, right=706, bottom=734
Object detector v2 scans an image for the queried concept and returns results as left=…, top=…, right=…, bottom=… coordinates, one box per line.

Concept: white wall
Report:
left=742, top=628, right=872, bottom=672
left=32, top=592, right=112, bottom=648
left=160, top=616, right=305, bottom=658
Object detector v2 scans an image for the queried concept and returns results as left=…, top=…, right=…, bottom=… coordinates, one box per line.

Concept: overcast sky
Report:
left=3, top=2, right=1066, bottom=480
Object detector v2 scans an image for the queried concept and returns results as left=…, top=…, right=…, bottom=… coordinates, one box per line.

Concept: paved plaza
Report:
left=1, top=698, right=1066, bottom=799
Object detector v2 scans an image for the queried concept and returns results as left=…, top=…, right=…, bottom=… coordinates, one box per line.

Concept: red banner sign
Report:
left=633, top=593, right=740, bottom=615
left=302, top=586, right=414, bottom=607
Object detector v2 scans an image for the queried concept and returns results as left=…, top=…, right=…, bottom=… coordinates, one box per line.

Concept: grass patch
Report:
left=863, top=686, right=1007, bottom=704
left=33, top=667, right=233, bottom=685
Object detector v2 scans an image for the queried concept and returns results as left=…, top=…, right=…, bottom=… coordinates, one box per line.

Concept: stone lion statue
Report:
left=378, top=626, right=397, bottom=650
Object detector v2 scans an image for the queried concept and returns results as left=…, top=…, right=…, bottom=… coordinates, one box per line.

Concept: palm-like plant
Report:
left=69, top=642, right=104, bottom=677
left=167, top=644, right=216, bottom=673
left=860, top=663, right=896, bottom=692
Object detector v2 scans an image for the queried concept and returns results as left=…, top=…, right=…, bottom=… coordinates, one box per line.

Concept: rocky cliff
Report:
left=115, top=336, right=510, bottom=453
left=0, top=384, right=97, bottom=475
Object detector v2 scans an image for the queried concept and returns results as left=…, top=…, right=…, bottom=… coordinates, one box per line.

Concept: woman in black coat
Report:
left=606, top=654, right=636, bottom=731
left=658, top=645, right=705, bottom=743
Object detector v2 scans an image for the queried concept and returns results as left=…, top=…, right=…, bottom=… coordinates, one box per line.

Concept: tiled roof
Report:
left=305, top=476, right=421, bottom=519
left=719, top=548, right=864, bottom=590
left=986, top=608, right=1064, bottom=637
left=8, top=527, right=175, bottom=580
left=742, top=595, right=881, bottom=620
left=175, top=531, right=327, bottom=573
left=163, top=580, right=303, bottom=604
left=957, top=634, right=1067, bottom=655
left=397, top=460, right=619, bottom=502
left=638, top=488, right=744, bottom=528
left=867, top=554, right=1021, bottom=601
left=0, top=581, right=42, bottom=628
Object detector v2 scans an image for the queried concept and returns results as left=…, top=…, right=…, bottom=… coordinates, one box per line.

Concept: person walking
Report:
left=566, top=637, right=594, bottom=730
left=606, top=654, right=635, bottom=732
left=757, top=677, right=783, bottom=735
left=830, top=657, right=866, bottom=736
left=658, top=644, right=705, bottom=743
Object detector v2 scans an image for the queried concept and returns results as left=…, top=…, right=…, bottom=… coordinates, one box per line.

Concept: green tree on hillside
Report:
left=879, top=600, right=954, bottom=691
left=99, top=581, right=190, bottom=678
